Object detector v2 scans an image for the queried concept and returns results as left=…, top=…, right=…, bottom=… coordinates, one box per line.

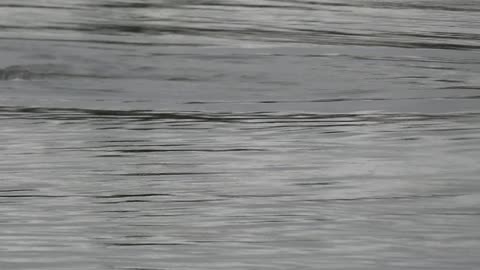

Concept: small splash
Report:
left=0, top=65, right=35, bottom=81
left=0, top=63, right=70, bottom=81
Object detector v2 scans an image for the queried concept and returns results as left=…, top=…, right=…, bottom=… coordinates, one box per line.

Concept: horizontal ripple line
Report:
left=93, top=193, right=171, bottom=199
left=114, top=172, right=223, bottom=176
left=107, top=242, right=189, bottom=246
left=115, top=148, right=265, bottom=153
left=305, top=193, right=461, bottom=202
left=0, top=194, right=67, bottom=198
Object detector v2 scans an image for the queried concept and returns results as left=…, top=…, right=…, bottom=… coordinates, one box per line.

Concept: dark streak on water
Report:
left=1, top=1, right=480, bottom=270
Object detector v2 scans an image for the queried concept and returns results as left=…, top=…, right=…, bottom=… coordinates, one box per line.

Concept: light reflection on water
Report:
left=0, top=0, right=480, bottom=269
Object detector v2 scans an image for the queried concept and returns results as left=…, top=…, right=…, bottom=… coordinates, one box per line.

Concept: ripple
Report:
left=0, top=0, right=478, bottom=49
left=1, top=2, right=480, bottom=270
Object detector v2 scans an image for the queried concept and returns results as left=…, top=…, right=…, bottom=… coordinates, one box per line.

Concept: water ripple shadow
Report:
left=93, top=193, right=171, bottom=199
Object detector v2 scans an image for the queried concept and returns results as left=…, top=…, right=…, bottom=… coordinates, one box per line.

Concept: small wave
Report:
left=0, top=65, right=35, bottom=80
left=0, top=63, right=70, bottom=81
left=1, top=105, right=478, bottom=126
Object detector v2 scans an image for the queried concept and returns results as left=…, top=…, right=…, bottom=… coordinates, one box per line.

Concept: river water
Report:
left=1, top=1, right=480, bottom=269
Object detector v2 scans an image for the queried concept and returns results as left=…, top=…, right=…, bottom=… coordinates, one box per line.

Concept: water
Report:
left=1, top=1, right=480, bottom=269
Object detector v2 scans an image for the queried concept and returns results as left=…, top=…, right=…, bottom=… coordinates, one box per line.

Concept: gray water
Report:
left=1, top=1, right=480, bottom=269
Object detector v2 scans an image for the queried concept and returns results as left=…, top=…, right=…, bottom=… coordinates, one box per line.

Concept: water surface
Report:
left=1, top=1, right=480, bottom=269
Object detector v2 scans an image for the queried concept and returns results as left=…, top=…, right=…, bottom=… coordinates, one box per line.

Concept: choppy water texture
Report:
left=1, top=1, right=480, bottom=269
